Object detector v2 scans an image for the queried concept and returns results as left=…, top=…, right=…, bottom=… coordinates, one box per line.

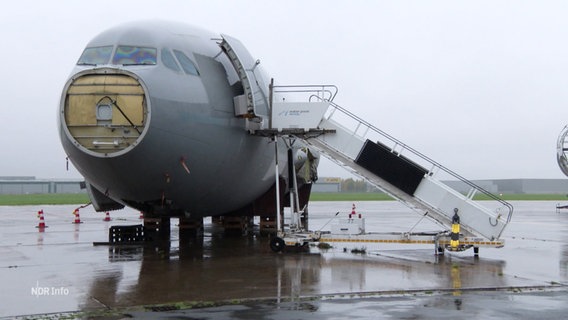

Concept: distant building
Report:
left=0, top=177, right=85, bottom=195
left=312, top=177, right=341, bottom=193
left=443, top=179, right=568, bottom=195
left=312, top=177, right=568, bottom=195
left=2, top=176, right=568, bottom=195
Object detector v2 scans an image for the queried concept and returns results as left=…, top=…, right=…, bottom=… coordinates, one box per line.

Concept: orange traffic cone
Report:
left=72, top=208, right=82, bottom=224
left=103, top=212, right=111, bottom=222
left=36, top=210, right=47, bottom=229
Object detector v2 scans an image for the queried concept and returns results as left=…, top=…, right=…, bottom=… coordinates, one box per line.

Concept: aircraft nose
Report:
left=60, top=70, right=150, bottom=157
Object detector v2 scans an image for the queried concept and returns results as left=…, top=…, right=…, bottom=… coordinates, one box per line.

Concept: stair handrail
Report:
left=272, top=84, right=338, bottom=102
left=267, top=83, right=512, bottom=223
left=312, top=96, right=513, bottom=223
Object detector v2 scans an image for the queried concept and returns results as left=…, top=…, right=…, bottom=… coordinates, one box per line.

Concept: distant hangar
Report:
left=0, top=177, right=84, bottom=194
left=1, top=176, right=568, bottom=195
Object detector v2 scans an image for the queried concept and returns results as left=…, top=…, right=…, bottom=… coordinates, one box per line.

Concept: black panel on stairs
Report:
left=354, top=139, right=427, bottom=195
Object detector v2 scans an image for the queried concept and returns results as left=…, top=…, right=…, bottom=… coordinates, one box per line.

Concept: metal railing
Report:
left=315, top=96, right=513, bottom=223
left=267, top=82, right=513, bottom=224
left=271, top=84, right=338, bottom=103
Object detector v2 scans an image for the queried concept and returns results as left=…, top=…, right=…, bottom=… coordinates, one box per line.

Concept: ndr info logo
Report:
left=31, top=281, right=70, bottom=297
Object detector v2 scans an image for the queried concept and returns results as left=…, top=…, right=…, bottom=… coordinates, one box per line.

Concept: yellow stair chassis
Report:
left=318, top=233, right=504, bottom=248
left=280, top=231, right=504, bottom=253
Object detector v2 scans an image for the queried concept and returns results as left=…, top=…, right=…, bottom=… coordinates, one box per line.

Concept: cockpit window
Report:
left=161, top=48, right=181, bottom=72
left=77, top=46, right=113, bottom=65
left=173, top=50, right=200, bottom=76
left=112, top=46, right=157, bottom=65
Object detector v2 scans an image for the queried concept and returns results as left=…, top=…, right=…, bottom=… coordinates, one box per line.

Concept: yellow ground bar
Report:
left=319, top=238, right=503, bottom=246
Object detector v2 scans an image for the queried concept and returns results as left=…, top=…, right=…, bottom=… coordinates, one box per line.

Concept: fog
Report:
left=1, top=1, right=567, bottom=180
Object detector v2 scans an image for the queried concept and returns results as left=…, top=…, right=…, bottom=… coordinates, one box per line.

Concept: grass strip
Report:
left=0, top=193, right=567, bottom=206
left=0, top=193, right=90, bottom=206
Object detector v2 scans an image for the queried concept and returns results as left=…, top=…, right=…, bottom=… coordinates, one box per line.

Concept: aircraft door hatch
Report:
left=219, top=34, right=269, bottom=132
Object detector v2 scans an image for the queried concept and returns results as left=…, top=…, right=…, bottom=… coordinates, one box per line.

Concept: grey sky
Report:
left=1, top=0, right=567, bottom=180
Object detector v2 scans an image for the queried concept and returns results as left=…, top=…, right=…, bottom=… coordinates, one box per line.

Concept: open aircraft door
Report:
left=219, top=34, right=270, bottom=132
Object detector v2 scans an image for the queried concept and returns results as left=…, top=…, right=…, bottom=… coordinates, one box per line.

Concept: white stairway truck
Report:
left=268, top=84, right=513, bottom=250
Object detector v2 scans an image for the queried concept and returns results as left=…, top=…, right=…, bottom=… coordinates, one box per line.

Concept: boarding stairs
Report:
left=215, top=36, right=512, bottom=244
left=268, top=85, right=513, bottom=242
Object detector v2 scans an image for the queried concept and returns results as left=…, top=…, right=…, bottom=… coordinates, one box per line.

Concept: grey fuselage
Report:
left=59, top=21, right=290, bottom=217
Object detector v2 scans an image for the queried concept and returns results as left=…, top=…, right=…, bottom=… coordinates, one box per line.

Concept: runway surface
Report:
left=0, top=201, right=567, bottom=319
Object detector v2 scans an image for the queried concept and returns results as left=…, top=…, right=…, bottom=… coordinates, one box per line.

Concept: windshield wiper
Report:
left=121, top=62, right=156, bottom=66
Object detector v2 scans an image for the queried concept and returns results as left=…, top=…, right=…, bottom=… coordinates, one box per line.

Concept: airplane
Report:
left=557, top=125, right=568, bottom=177
left=58, top=20, right=319, bottom=224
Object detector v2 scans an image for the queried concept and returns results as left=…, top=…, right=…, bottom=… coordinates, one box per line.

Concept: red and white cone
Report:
left=72, top=208, right=82, bottom=224
left=349, top=203, right=356, bottom=219
left=36, top=210, right=47, bottom=229
left=103, top=212, right=111, bottom=222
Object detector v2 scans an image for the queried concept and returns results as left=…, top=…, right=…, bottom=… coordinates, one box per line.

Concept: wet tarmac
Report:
left=1, top=201, right=567, bottom=319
